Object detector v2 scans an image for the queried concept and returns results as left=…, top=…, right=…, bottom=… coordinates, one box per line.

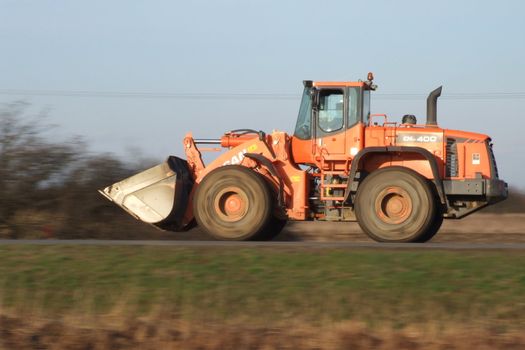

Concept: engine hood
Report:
left=444, top=129, right=490, bottom=143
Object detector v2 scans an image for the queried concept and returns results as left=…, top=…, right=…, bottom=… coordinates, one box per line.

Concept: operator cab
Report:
left=292, top=74, right=375, bottom=164
left=293, top=78, right=373, bottom=140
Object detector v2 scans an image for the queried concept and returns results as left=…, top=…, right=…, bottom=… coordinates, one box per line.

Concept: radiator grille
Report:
left=446, top=138, right=458, bottom=177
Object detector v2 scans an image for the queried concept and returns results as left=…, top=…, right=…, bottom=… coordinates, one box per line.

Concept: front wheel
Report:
left=193, top=165, right=272, bottom=241
left=259, top=216, right=287, bottom=240
left=355, top=167, right=440, bottom=243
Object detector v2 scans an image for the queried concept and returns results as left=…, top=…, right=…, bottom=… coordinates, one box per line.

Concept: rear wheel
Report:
left=194, top=165, right=272, bottom=240
left=355, top=167, right=440, bottom=243
left=415, top=208, right=444, bottom=243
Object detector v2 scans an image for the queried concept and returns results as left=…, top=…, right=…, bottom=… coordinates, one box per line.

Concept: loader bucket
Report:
left=99, top=156, right=194, bottom=231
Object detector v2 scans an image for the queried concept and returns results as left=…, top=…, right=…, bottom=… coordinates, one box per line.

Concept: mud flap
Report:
left=99, top=156, right=194, bottom=231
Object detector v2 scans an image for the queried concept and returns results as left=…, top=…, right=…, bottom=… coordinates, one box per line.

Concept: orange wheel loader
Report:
left=99, top=73, right=508, bottom=242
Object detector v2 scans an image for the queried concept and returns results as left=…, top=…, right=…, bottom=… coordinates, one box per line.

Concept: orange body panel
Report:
left=291, top=123, right=365, bottom=169
left=444, top=129, right=492, bottom=179
left=364, top=124, right=445, bottom=179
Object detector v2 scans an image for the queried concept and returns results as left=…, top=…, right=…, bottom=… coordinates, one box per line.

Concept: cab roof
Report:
left=312, top=81, right=366, bottom=88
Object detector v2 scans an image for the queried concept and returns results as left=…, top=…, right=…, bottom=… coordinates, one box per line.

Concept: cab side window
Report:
left=318, top=89, right=344, bottom=132
left=348, top=87, right=359, bottom=127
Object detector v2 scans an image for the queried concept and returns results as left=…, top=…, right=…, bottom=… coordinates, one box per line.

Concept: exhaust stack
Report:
left=426, top=86, right=442, bottom=126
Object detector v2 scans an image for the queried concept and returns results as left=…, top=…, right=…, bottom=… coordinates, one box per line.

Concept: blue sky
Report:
left=1, top=0, right=524, bottom=187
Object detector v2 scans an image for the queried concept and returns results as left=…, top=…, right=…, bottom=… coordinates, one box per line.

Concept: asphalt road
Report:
left=1, top=239, right=525, bottom=250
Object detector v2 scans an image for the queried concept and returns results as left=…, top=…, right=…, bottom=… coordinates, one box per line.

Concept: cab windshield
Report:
left=293, top=88, right=312, bottom=140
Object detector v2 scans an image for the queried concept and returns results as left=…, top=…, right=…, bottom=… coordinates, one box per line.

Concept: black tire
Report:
left=259, top=216, right=288, bottom=240
left=193, top=165, right=272, bottom=240
left=414, top=207, right=444, bottom=243
left=355, top=167, right=439, bottom=243
left=257, top=179, right=287, bottom=240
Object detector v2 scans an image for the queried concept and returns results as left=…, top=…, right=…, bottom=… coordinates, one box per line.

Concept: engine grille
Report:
left=446, top=138, right=458, bottom=177
left=486, top=141, right=499, bottom=178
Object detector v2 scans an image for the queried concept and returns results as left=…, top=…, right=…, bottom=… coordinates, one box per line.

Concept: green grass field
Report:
left=1, top=245, right=524, bottom=333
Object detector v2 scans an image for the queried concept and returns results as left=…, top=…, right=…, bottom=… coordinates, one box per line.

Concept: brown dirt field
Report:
left=13, top=212, right=523, bottom=242
left=1, top=314, right=525, bottom=350
left=173, top=213, right=525, bottom=242
left=277, top=213, right=525, bottom=242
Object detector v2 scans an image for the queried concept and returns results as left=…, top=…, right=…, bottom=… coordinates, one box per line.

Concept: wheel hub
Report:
left=375, top=187, right=412, bottom=224
left=214, top=187, right=249, bottom=222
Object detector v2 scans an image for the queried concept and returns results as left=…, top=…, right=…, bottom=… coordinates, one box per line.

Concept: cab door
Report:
left=345, top=87, right=366, bottom=159
left=315, top=88, right=346, bottom=156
